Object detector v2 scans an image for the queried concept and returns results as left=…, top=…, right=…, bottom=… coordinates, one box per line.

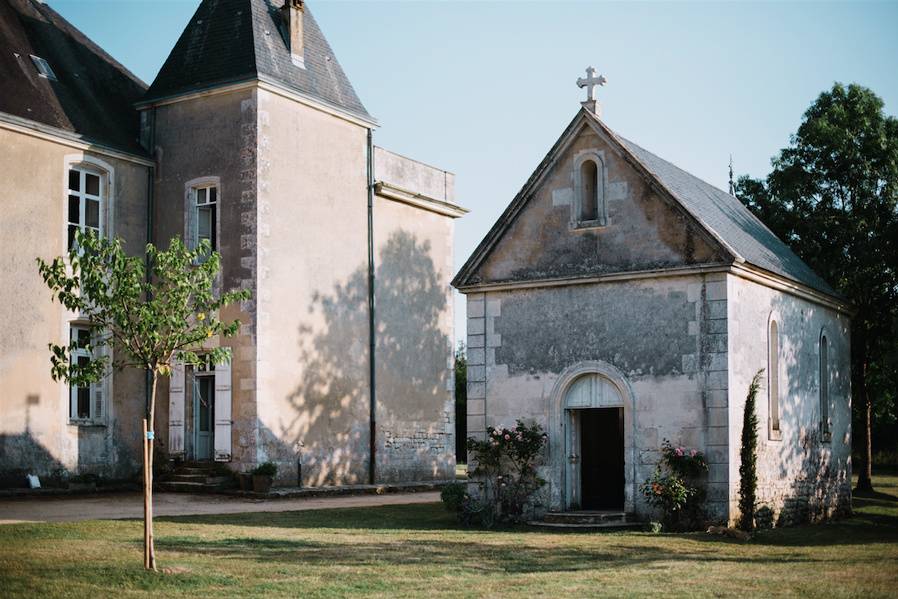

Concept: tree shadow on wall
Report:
left=273, top=230, right=451, bottom=486
left=730, top=293, right=857, bottom=540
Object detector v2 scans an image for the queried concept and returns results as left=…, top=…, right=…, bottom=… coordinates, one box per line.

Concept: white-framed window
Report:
left=192, top=184, right=218, bottom=252
left=572, top=151, right=607, bottom=228
left=67, top=166, right=104, bottom=250
left=768, top=319, right=781, bottom=438
left=69, top=325, right=105, bottom=423
left=820, top=333, right=830, bottom=439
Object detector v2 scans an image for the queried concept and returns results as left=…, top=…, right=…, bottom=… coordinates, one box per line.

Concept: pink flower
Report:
left=675, top=447, right=684, bottom=457
left=690, top=449, right=697, bottom=457
left=504, top=434, right=511, bottom=440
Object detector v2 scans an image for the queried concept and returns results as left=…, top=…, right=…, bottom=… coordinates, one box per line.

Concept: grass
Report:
left=1, top=474, right=896, bottom=598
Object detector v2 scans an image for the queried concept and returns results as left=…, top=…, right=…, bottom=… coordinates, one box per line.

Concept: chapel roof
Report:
left=143, top=0, right=372, bottom=123
left=0, top=0, right=148, bottom=155
left=453, top=108, right=840, bottom=300
left=612, top=130, right=838, bottom=297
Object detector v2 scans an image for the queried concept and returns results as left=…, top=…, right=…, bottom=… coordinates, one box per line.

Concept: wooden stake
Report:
left=142, top=418, right=150, bottom=570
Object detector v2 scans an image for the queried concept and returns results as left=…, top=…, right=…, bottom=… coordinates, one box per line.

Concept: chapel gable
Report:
left=460, top=116, right=727, bottom=287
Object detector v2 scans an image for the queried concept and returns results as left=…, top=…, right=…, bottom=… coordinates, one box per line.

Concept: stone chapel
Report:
left=453, top=71, right=853, bottom=526
left=0, top=0, right=464, bottom=487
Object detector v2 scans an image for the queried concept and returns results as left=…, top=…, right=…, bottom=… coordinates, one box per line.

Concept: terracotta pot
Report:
left=252, top=474, right=273, bottom=494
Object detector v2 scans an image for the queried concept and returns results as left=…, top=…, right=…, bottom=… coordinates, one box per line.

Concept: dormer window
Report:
left=30, top=55, right=57, bottom=81
left=573, top=151, right=606, bottom=228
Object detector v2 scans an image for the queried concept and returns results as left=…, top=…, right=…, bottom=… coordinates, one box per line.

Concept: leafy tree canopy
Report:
left=736, top=83, right=898, bottom=488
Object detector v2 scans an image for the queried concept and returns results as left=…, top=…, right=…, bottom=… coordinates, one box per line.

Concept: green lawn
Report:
left=1, top=474, right=896, bottom=598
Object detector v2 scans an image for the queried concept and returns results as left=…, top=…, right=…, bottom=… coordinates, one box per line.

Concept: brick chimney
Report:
left=281, top=0, right=305, bottom=68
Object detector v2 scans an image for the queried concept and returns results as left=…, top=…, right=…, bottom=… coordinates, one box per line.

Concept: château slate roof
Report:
left=614, top=132, right=838, bottom=297
left=453, top=108, right=840, bottom=300
left=143, top=0, right=372, bottom=123
left=0, top=0, right=148, bottom=154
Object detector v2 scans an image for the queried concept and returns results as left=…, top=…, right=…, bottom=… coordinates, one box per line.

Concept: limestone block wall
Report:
left=372, top=194, right=457, bottom=483
left=150, top=87, right=260, bottom=473
left=726, top=274, right=851, bottom=526
left=0, top=127, right=150, bottom=480
left=254, top=89, right=370, bottom=486
left=466, top=273, right=730, bottom=520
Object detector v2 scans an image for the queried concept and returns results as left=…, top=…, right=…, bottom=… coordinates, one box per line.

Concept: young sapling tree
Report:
left=37, top=230, right=250, bottom=570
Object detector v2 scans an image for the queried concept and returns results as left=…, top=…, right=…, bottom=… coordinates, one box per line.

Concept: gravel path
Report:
left=0, top=491, right=440, bottom=524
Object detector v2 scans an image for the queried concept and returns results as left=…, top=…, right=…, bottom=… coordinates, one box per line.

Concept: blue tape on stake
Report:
left=146, top=431, right=154, bottom=440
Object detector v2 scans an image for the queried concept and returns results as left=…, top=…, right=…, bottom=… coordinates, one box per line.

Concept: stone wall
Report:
left=0, top=126, right=150, bottom=480
left=726, top=274, right=852, bottom=526
left=150, top=86, right=259, bottom=473
left=466, top=273, right=730, bottom=520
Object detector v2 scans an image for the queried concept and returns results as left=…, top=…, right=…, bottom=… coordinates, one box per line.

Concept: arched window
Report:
left=820, top=334, right=830, bottom=438
left=768, top=319, right=781, bottom=436
left=580, top=159, right=598, bottom=222
left=573, top=152, right=606, bottom=227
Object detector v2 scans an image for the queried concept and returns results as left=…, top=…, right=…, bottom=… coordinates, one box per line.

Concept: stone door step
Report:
left=527, top=519, right=644, bottom=531
left=529, top=510, right=642, bottom=531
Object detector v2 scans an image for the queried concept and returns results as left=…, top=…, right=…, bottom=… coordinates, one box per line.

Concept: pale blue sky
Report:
left=50, top=0, right=898, bottom=344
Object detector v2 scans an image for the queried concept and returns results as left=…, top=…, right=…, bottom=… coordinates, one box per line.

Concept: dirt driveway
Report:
left=0, top=491, right=440, bottom=524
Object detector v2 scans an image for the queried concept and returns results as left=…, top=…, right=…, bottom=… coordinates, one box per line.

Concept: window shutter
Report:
left=93, top=384, right=104, bottom=421
left=168, top=362, right=186, bottom=457
left=213, top=349, right=232, bottom=462
left=186, top=190, right=198, bottom=250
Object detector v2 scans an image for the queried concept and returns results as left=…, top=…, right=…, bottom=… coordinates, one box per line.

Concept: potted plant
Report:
left=251, top=462, right=277, bottom=493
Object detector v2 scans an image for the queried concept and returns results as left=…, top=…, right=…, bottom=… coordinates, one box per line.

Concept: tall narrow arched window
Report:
left=768, top=319, right=781, bottom=436
left=573, top=152, right=606, bottom=227
left=580, top=159, right=598, bottom=222
left=820, top=334, right=830, bottom=438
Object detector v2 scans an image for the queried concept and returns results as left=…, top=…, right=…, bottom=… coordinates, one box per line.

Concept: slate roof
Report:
left=454, top=108, right=840, bottom=300
left=0, top=0, right=148, bottom=154
left=143, top=0, right=372, bottom=123
left=612, top=132, right=838, bottom=297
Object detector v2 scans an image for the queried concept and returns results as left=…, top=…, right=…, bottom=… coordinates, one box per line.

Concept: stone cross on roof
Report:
left=577, top=66, right=607, bottom=116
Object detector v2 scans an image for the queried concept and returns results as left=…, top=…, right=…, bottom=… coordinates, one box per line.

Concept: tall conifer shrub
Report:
left=738, top=370, right=764, bottom=531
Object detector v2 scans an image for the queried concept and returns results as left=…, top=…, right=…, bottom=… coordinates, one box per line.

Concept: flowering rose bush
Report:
left=466, top=420, right=548, bottom=525
left=641, top=439, right=708, bottom=530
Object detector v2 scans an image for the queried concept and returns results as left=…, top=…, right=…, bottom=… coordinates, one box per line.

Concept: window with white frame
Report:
left=67, top=167, right=104, bottom=250
left=192, top=184, right=218, bottom=252
left=69, top=325, right=104, bottom=422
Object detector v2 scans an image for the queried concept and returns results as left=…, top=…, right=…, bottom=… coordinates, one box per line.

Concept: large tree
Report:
left=736, top=83, right=898, bottom=492
left=38, top=232, right=249, bottom=569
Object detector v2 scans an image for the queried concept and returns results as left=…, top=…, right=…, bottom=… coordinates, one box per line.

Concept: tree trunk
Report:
left=853, top=336, right=874, bottom=493
left=143, top=373, right=158, bottom=570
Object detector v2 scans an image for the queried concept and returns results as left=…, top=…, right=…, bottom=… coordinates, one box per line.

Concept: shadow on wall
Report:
left=271, top=230, right=451, bottom=486
left=0, top=426, right=65, bottom=488
left=751, top=293, right=851, bottom=527
left=0, top=392, right=126, bottom=484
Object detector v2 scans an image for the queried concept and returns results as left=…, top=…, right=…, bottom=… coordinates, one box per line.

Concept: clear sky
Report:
left=50, top=0, right=898, bottom=345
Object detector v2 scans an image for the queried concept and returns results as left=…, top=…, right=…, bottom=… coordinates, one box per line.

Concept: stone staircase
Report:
left=528, top=510, right=643, bottom=531
left=157, top=462, right=236, bottom=493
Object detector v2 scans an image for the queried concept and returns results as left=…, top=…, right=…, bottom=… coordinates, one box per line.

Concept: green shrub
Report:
left=440, top=482, right=467, bottom=513
left=738, top=370, right=763, bottom=532
left=252, top=462, right=277, bottom=477
left=466, top=420, right=548, bottom=524
left=641, top=439, right=708, bottom=530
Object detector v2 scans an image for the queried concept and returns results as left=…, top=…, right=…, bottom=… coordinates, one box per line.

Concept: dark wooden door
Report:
left=580, top=408, right=624, bottom=510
